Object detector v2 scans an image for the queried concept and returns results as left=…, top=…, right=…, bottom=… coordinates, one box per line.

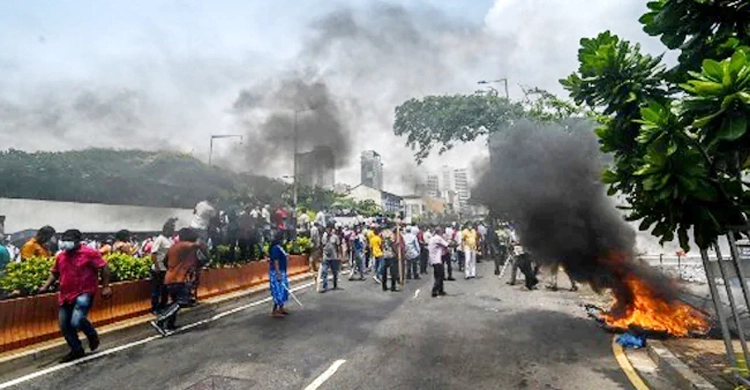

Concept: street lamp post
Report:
left=208, top=134, right=243, bottom=166
left=478, top=78, right=509, bottom=99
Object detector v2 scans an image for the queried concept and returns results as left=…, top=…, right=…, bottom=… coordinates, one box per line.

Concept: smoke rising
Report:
left=232, top=77, right=349, bottom=174
left=474, top=118, right=674, bottom=295
left=224, top=3, right=514, bottom=188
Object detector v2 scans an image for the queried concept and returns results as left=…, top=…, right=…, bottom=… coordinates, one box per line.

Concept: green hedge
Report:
left=0, top=244, right=312, bottom=298
left=0, top=257, right=54, bottom=295
left=0, top=253, right=153, bottom=297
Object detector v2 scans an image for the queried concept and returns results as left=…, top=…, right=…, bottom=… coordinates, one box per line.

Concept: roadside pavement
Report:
left=0, top=262, right=634, bottom=390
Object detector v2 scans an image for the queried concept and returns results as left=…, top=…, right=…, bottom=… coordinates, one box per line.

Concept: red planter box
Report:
left=0, top=255, right=309, bottom=354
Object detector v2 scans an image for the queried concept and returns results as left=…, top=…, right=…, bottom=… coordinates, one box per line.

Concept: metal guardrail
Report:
left=700, top=231, right=750, bottom=387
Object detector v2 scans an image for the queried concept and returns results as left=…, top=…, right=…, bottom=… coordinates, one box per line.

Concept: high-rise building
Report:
left=425, top=174, right=440, bottom=198
left=453, top=168, right=471, bottom=212
left=441, top=166, right=453, bottom=194
left=297, top=146, right=335, bottom=189
left=360, top=150, right=384, bottom=190
left=431, top=166, right=471, bottom=214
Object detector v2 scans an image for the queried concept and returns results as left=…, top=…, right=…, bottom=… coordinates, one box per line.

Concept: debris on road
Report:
left=616, top=332, right=646, bottom=349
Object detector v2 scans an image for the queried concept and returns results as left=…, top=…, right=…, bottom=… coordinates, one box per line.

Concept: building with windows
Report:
left=297, top=146, right=335, bottom=190
left=346, top=184, right=404, bottom=216
left=426, top=174, right=440, bottom=198
left=360, top=150, right=384, bottom=191
left=453, top=168, right=471, bottom=212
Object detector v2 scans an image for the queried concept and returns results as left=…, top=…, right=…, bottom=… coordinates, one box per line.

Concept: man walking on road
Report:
left=150, top=219, right=175, bottom=314
left=369, top=227, right=384, bottom=284
left=320, top=223, right=342, bottom=293
left=428, top=227, right=448, bottom=297
left=40, top=229, right=112, bottom=362
left=462, top=224, right=478, bottom=279
left=349, top=226, right=366, bottom=281
left=310, top=222, right=323, bottom=290
left=380, top=224, right=399, bottom=292
left=403, top=226, right=421, bottom=280
left=151, top=228, right=207, bottom=335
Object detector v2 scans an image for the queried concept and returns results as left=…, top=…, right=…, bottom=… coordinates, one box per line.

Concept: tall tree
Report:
left=393, top=89, right=587, bottom=165
left=561, top=0, right=750, bottom=250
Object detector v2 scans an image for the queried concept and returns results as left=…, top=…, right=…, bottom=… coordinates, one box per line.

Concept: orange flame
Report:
left=598, top=252, right=710, bottom=337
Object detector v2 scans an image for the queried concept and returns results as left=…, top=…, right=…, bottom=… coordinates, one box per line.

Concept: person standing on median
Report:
left=269, top=231, right=290, bottom=318
left=21, top=225, right=55, bottom=260
left=39, top=229, right=112, bottom=362
left=428, top=227, right=449, bottom=297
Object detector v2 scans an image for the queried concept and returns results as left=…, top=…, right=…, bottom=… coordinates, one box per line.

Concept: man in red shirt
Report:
left=274, top=205, right=288, bottom=238
left=40, top=229, right=112, bottom=362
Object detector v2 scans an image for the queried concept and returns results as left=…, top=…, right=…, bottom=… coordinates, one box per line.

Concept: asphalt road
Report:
left=4, top=261, right=633, bottom=390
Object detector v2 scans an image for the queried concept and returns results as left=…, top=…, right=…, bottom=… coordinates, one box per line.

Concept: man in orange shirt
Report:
left=151, top=228, right=207, bottom=335
left=21, top=226, right=56, bottom=260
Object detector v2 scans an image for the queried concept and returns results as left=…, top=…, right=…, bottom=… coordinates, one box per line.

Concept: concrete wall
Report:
left=0, top=198, right=194, bottom=234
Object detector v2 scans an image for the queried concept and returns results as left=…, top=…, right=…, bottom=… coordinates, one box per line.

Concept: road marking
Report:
left=611, top=335, right=650, bottom=390
left=414, top=289, right=420, bottom=299
left=0, top=281, right=315, bottom=390
left=303, top=359, right=346, bottom=390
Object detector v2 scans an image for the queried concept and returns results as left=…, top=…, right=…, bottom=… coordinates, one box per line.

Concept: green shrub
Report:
left=104, top=253, right=152, bottom=282
left=286, top=237, right=313, bottom=255
left=0, top=257, right=54, bottom=294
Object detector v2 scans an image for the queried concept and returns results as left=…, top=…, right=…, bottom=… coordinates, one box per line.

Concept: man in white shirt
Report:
left=190, top=197, right=217, bottom=242
left=150, top=219, right=175, bottom=313
left=428, top=228, right=449, bottom=297
left=261, top=205, right=272, bottom=242
left=315, top=210, right=327, bottom=228
left=403, top=226, right=421, bottom=280
left=297, top=208, right=311, bottom=237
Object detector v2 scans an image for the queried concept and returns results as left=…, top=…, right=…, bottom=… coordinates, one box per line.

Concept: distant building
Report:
left=453, top=168, right=471, bottom=212
left=297, top=146, right=335, bottom=190
left=360, top=150, right=384, bottom=191
left=426, top=174, right=440, bottom=198
left=432, top=166, right=472, bottom=214
left=346, top=184, right=404, bottom=216
left=403, top=195, right=445, bottom=223
left=333, top=183, right=352, bottom=195
left=381, top=191, right=404, bottom=215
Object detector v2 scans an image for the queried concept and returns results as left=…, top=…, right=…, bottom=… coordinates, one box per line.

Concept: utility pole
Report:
left=208, top=134, right=243, bottom=166
left=292, top=109, right=299, bottom=210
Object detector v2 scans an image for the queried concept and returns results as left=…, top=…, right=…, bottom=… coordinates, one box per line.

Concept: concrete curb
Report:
left=0, top=272, right=314, bottom=378
left=647, top=340, right=718, bottom=390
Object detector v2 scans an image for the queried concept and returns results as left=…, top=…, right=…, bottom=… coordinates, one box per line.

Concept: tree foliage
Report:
left=0, top=148, right=287, bottom=209
left=561, top=0, right=750, bottom=250
left=393, top=88, right=589, bottom=164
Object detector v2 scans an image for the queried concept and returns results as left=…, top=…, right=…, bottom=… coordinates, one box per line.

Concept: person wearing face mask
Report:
left=39, top=229, right=112, bottom=363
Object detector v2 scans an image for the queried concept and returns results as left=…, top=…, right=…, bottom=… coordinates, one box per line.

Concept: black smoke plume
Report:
left=474, top=118, right=674, bottom=296
left=232, top=78, right=349, bottom=174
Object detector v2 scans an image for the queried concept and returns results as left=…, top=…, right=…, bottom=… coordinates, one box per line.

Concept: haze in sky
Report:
left=0, top=0, right=668, bottom=194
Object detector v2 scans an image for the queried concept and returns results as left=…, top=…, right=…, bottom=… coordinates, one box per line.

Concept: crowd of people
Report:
left=0, top=195, right=580, bottom=364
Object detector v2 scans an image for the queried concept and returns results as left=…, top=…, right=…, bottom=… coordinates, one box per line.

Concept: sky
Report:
left=0, top=0, right=672, bottom=194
